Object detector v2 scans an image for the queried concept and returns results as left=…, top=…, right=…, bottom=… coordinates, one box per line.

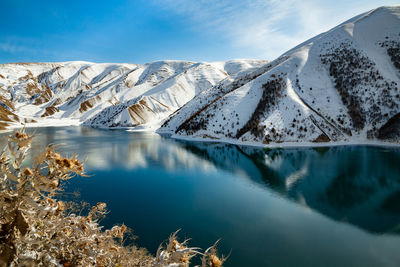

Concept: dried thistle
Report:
left=154, top=230, right=200, bottom=267
left=0, top=130, right=226, bottom=267
left=200, top=240, right=228, bottom=267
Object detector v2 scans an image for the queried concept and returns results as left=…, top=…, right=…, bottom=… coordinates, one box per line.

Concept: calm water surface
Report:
left=2, top=126, right=400, bottom=267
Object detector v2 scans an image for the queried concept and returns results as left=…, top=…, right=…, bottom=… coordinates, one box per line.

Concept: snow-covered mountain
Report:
left=159, top=6, right=400, bottom=145
left=1, top=6, right=400, bottom=146
left=0, top=60, right=266, bottom=131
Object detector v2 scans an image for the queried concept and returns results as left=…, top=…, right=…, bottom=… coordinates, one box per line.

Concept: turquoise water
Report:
left=2, top=126, right=400, bottom=267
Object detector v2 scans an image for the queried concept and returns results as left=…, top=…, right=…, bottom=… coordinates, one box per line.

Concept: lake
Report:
left=1, top=126, right=400, bottom=267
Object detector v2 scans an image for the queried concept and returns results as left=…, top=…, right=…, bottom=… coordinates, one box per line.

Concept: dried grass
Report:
left=0, top=130, right=226, bottom=267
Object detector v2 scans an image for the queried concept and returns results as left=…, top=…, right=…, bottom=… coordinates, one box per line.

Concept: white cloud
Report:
left=150, top=0, right=399, bottom=60
left=0, top=42, right=21, bottom=53
left=0, top=39, right=39, bottom=55
left=0, top=37, right=74, bottom=62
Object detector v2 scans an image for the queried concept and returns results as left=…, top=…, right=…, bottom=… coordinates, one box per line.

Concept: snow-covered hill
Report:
left=0, top=60, right=266, bottom=130
left=159, top=6, right=400, bottom=145
left=1, top=6, right=400, bottom=146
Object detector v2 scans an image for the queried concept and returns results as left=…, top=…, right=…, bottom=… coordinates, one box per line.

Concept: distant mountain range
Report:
left=1, top=6, right=400, bottom=145
left=0, top=60, right=265, bottom=131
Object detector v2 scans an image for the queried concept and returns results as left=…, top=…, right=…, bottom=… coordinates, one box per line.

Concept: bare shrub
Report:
left=0, top=130, right=225, bottom=267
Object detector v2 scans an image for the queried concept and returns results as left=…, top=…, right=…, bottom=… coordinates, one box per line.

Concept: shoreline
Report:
left=3, top=121, right=400, bottom=149
left=165, top=133, right=400, bottom=149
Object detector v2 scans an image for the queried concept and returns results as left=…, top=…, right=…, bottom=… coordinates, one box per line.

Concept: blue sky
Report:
left=0, top=0, right=398, bottom=64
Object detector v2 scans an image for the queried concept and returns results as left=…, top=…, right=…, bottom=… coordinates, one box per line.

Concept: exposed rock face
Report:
left=378, top=113, right=400, bottom=142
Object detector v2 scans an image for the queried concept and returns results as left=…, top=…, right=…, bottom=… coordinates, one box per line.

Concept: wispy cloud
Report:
left=0, top=37, right=48, bottom=57
left=150, top=0, right=399, bottom=60
left=0, top=37, right=95, bottom=63
left=0, top=41, right=31, bottom=54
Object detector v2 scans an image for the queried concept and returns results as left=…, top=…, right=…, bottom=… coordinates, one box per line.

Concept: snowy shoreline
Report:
left=5, top=118, right=81, bottom=131
left=165, top=132, right=400, bottom=149
left=3, top=122, right=399, bottom=149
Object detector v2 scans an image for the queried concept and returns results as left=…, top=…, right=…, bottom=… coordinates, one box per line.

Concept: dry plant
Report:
left=0, top=129, right=226, bottom=267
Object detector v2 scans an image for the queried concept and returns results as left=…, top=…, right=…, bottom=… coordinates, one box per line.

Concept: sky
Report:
left=0, top=0, right=398, bottom=64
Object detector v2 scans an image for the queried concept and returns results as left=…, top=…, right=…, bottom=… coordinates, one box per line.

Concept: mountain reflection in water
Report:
left=180, top=142, right=400, bottom=234
left=1, top=126, right=400, bottom=266
left=2, top=127, right=399, bottom=234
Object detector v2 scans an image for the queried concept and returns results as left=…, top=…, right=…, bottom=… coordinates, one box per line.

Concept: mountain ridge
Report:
left=158, top=5, right=400, bottom=145
left=1, top=6, right=400, bottom=146
left=0, top=59, right=267, bottom=131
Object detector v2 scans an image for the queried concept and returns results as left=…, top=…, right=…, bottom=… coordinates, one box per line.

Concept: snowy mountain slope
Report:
left=159, top=6, right=400, bottom=144
left=0, top=60, right=266, bottom=130
left=85, top=62, right=230, bottom=128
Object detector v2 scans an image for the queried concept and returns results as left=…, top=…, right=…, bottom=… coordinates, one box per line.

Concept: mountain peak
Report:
left=1, top=6, right=399, bottom=146
left=159, top=6, right=400, bottom=145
